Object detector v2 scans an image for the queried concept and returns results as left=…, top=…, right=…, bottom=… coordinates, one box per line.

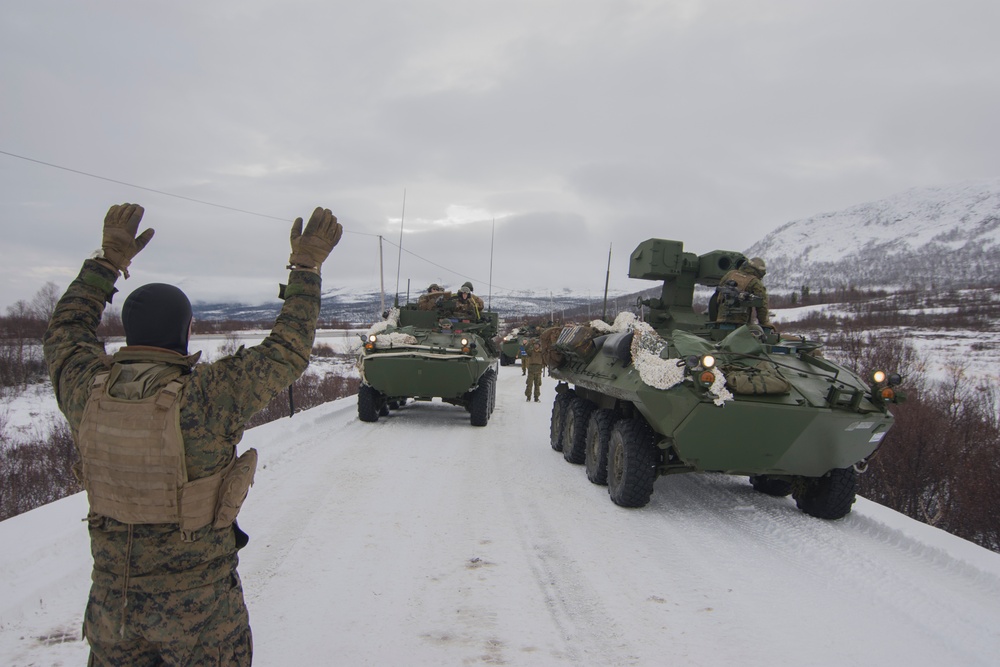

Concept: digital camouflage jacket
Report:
left=44, top=259, right=322, bottom=594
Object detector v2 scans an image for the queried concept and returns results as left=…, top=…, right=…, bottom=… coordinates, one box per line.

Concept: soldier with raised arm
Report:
left=43, top=202, right=342, bottom=665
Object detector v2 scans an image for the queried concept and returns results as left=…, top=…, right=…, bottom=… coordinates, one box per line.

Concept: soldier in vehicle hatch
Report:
left=44, top=202, right=342, bottom=666
left=417, top=283, right=449, bottom=311
left=714, top=256, right=773, bottom=328
left=451, top=281, right=484, bottom=319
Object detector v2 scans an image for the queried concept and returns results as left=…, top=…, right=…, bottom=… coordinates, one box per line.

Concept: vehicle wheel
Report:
left=485, top=368, right=497, bottom=413
left=585, top=409, right=616, bottom=485
left=358, top=384, right=382, bottom=423
left=793, top=467, right=858, bottom=519
left=607, top=418, right=659, bottom=508
left=749, top=475, right=793, bottom=497
left=470, top=371, right=495, bottom=427
left=500, top=353, right=511, bottom=366
left=549, top=389, right=575, bottom=452
left=562, top=398, right=595, bottom=464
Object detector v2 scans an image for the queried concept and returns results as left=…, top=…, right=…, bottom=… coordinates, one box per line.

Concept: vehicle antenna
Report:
left=394, top=189, right=406, bottom=307
left=488, top=218, right=495, bottom=310
left=601, top=243, right=613, bottom=322
left=378, top=235, right=385, bottom=314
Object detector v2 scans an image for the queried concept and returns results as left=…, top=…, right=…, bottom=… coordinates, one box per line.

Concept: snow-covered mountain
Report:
left=746, top=178, right=1000, bottom=292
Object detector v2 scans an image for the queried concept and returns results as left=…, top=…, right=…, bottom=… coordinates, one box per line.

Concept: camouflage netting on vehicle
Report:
left=366, top=307, right=400, bottom=335
left=539, top=326, right=564, bottom=368
left=373, top=332, right=419, bottom=348
left=547, top=312, right=733, bottom=406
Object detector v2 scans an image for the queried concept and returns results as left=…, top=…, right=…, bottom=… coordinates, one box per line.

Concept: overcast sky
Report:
left=3, top=1, right=999, bottom=312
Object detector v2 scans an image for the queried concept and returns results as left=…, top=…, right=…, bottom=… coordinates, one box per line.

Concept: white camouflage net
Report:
left=374, top=332, right=418, bottom=348
left=366, top=308, right=400, bottom=336
left=590, top=312, right=732, bottom=406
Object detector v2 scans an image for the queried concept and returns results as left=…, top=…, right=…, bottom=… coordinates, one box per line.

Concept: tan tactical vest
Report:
left=77, top=372, right=256, bottom=538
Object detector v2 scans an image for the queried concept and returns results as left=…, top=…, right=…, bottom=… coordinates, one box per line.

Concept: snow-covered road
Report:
left=3, top=367, right=1000, bottom=666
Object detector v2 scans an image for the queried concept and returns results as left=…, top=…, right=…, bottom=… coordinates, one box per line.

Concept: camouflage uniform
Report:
left=524, top=340, right=544, bottom=401
left=417, top=285, right=449, bottom=311
left=715, top=262, right=771, bottom=327
left=44, top=259, right=321, bottom=665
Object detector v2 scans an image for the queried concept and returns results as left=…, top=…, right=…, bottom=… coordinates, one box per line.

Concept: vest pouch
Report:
left=213, top=448, right=258, bottom=529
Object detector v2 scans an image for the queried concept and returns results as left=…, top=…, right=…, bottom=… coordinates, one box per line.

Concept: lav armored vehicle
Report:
left=357, top=302, right=499, bottom=426
left=545, top=238, right=904, bottom=519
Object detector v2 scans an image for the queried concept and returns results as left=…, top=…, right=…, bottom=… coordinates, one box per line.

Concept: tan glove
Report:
left=288, top=207, right=343, bottom=272
left=100, top=203, right=154, bottom=279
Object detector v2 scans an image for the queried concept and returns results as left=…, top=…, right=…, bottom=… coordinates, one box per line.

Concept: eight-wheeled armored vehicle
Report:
left=545, top=238, right=905, bottom=519
left=357, top=303, right=500, bottom=426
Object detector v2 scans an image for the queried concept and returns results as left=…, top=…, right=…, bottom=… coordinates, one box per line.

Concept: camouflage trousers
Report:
left=84, top=570, right=252, bottom=666
left=525, top=366, right=543, bottom=399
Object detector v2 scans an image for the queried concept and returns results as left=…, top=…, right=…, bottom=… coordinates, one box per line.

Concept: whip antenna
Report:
left=394, top=189, right=406, bottom=307
left=488, top=218, right=495, bottom=310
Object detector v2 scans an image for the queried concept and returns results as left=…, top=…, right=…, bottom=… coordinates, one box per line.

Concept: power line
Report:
left=0, top=148, right=296, bottom=222
left=1, top=147, right=516, bottom=291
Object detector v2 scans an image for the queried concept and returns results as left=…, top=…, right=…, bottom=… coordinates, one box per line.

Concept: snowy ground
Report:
left=2, top=364, right=1000, bottom=666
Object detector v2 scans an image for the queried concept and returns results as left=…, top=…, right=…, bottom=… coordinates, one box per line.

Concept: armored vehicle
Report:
left=499, top=325, right=542, bottom=366
left=545, top=239, right=904, bottom=519
left=357, top=303, right=499, bottom=426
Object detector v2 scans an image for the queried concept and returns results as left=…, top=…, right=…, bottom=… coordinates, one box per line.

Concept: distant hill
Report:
left=745, top=178, right=1000, bottom=292
left=193, top=286, right=635, bottom=327
left=195, top=178, right=1000, bottom=323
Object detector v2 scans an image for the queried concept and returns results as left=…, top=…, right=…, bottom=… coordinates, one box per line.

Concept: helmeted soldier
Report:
left=43, top=202, right=343, bottom=665
left=452, top=281, right=484, bottom=319
left=524, top=338, right=544, bottom=402
left=417, top=283, right=449, bottom=311
left=714, top=256, right=772, bottom=328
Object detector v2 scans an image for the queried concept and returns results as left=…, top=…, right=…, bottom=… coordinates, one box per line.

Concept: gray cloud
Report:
left=3, top=0, right=999, bottom=311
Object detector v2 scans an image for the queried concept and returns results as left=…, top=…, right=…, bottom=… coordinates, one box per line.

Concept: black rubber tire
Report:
left=585, top=409, right=617, bottom=485
left=470, top=371, right=495, bottom=427
left=358, top=384, right=382, bottom=423
left=500, top=353, right=511, bottom=366
left=793, top=468, right=858, bottom=520
left=750, top=475, right=793, bottom=497
left=562, top=398, right=595, bottom=464
left=486, top=368, right=497, bottom=413
left=607, top=418, right=659, bottom=508
left=549, top=390, right=574, bottom=452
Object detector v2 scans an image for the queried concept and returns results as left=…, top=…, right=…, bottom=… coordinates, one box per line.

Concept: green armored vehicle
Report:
left=499, top=325, right=542, bottom=366
left=546, top=238, right=904, bottom=519
left=357, top=303, right=500, bottom=426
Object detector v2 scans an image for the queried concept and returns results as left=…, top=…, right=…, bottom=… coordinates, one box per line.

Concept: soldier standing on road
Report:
left=520, top=339, right=528, bottom=376
left=524, top=338, right=544, bottom=402
left=43, top=202, right=343, bottom=665
left=715, top=256, right=773, bottom=328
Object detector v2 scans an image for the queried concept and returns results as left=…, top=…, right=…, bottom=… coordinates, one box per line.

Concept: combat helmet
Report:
left=747, top=257, right=766, bottom=277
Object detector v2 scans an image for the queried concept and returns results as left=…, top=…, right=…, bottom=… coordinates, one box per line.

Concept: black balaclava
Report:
left=121, top=283, right=192, bottom=355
